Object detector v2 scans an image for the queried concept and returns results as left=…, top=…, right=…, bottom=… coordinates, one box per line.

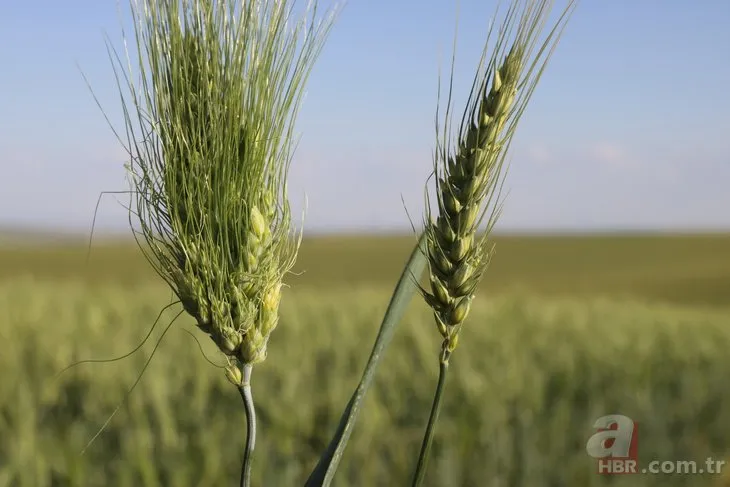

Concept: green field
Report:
left=1, top=233, right=729, bottom=486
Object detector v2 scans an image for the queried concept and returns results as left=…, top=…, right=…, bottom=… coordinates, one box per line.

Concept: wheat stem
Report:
left=237, top=364, right=256, bottom=487
left=411, top=350, right=451, bottom=487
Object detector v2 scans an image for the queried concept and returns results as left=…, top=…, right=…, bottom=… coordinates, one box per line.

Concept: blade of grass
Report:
left=304, top=232, right=428, bottom=487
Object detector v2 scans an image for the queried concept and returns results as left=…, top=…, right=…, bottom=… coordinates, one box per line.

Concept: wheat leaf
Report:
left=304, top=232, right=428, bottom=487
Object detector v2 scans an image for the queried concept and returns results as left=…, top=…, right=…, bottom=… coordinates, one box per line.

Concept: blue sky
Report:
left=1, top=0, right=729, bottom=234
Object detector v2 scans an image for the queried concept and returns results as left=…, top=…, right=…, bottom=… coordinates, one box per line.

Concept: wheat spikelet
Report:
left=421, top=0, right=576, bottom=360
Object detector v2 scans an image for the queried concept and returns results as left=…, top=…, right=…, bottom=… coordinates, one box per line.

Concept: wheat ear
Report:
left=115, top=0, right=337, bottom=371
left=423, top=0, right=576, bottom=361
left=412, top=1, right=577, bottom=485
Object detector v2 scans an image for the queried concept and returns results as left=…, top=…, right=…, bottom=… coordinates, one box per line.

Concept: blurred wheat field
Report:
left=2, top=233, right=729, bottom=306
left=1, top=234, right=730, bottom=486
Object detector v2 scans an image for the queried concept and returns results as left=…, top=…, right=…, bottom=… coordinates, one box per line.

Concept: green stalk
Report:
left=411, top=350, right=450, bottom=487
left=237, top=364, right=256, bottom=487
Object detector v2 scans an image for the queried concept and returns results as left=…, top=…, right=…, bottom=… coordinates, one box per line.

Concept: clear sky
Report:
left=1, top=0, right=729, bottom=234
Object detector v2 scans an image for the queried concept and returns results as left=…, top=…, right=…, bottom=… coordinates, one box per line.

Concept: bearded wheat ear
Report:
left=412, top=1, right=577, bottom=485
left=109, top=0, right=338, bottom=485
